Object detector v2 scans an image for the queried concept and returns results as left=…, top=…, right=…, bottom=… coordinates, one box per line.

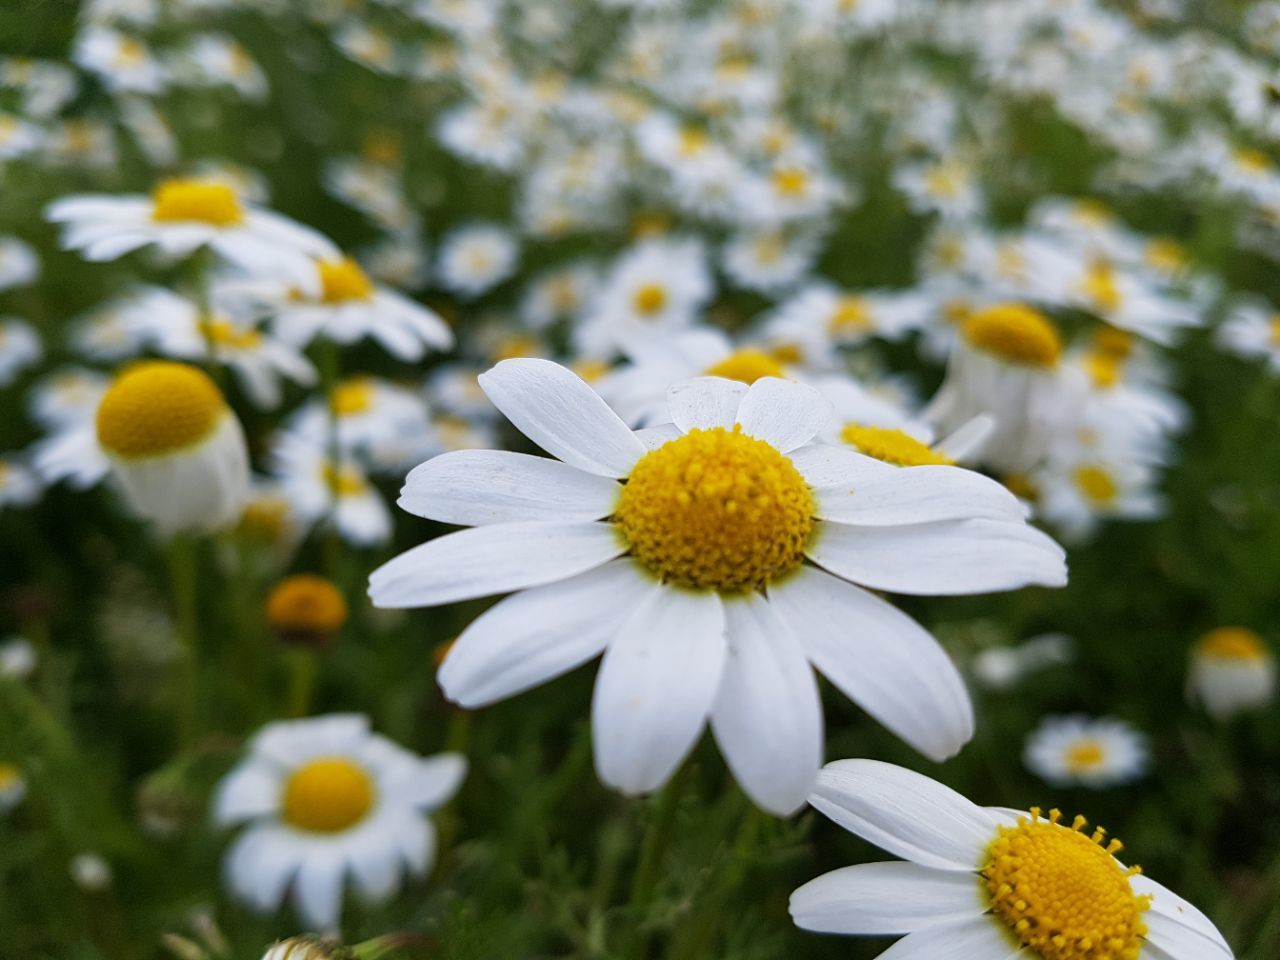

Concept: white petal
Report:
left=869, top=915, right=1023, bottom=960
left=349, top=830, right=404, bottom=903
left=439, top=559, right=650, bottom=707
left=398, top=450, right=621, bottom=525
left=734, top=378, right=832, bottom=452
left=213, top=760, right=281, bottom=825
left=402, top=753, right=467, bottom=810
left=1144, top=910, right=1233, bottom=960
left=816, top=465, right=1027, bottom=527
left=224, top=826, right=300, bottom=912
left=293, top=845, right=348, bottom=931
left=710, top=595, right=822, bottom=816
left=667, top=377, right=748, bottom=433
left=807, top=518, right=1067, bottom=596
left=635, top=423, right=681, bottom=450
left=1132, top=875, right=1233, bottom=956
left=769, top=567, right=973, bottom=762
left=368, top=521, right=625, bottom=608
left=809, top=759, right=997, bottom=871
left=790, top=444, right=895, bottom=488
left=592, top=586, right=726, bottom=794
left=478, top=358, right=645, bottom=478
left=789, top=861, right=986, bottom=935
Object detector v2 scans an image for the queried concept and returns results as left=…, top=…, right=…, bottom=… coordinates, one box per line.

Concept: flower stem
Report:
left=625, top=759, right=695, bottom=960
left=316, top=337, right=343, bottom=577
left=284, top=648, right=316, bottom=719
left=166, top=533, right=201, bottom=747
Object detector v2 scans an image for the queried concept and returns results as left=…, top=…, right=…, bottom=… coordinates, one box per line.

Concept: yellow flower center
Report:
left=1197, top=627, right=1268, bottom=662
left=614, top=426, right=814, bottom=592
left=1073, top=199, right=1114, bottom=226
left=1269, top=315, right=1280, bottom=346
left=1064, top=739, right=1107, bottom=772
left=678, top=126, right=710, bottom=157
left=1144, top=239, right=1185, bottom=273
left=151, top=178, right=245, bottom=227
left=1080, top=260, right=1122, bottom=314
left=1090, top=328, right=1133, bottom=358
left=703, top=349, right=785, bottom=385
left=1073, top=465, right=1118, bottom=505
left=839, top=423, right=954, bottom=467
left=1084, top=351, right=1122, bottom=389
left=924, top=162, right=965, bottom=199
left=1004, top=472, right=1040, bottom=503
left=1234, top=147, right=1271, bottom=174
left=493, top=335, right=540, bottom=362
left=0, top=762, right=20, bottom=790
left=199, top=317, right=261, bottom=350
left=572, top=358, right=611, bottom=382
left=983, top=809, right=1150, bottom=960
left=266, top=574, right=349, bottom=635
left=964, top=304, right=1062, bottom=368
left=772, top=167, right=810, bottom=197
left=632, top=283, right=668, bottom=316
left=329, top=377, right=375, bottom=417
left=827, top=295, right=871, bottom=334
left=322, top=462, right=368, bottom=497
left=281, top=757, right=375, bottom=833
left=96, top=361, right=226, bottom=460
left=238, top=496, right=290, bottom=543
left=318, top=257, right=375, bottom=304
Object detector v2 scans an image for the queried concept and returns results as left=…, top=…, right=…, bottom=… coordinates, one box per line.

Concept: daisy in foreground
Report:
left=214, top=714, right=466, bottom=931
left=790, top=760, right=1234, bottom=960
left=370, top=359, right=1066, bottom=815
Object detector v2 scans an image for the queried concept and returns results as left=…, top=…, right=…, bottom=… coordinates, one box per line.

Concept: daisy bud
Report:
left=265, top=574, right=349, bottom=648
left=260, top=937, right=353, bottom=960
left=1188, top=627, right=1276, bottom=720
left=96, top=361, right=250, bottom=534
left=70, top=852, right=112, bottom=892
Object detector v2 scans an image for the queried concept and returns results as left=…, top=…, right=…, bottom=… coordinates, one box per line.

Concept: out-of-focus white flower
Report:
left=971, top=633, right=1074, bottom=690
left=0, top=456, right=41, bottom=510
left=0, top=319, right=42, bottom=386
left=72, top=27, right=165, bottom=94
left=1024, top=715, right=1150, bottom=789
left=0, top=763, right=27, bottom=813
left=721, top=228, right=819, bottom=295
left=0, top=636, right=37, bottom=680
left=0, top=238, right=38, bottom=291
left=1188, top=627, right=1276, bottom=720
left=437, top=223, right=520, bottom=299
left=70, top=853, right=113, bottom=892
left=287, top=376, right=437, bottom=474
left=271, top=433, right=392, bottom=547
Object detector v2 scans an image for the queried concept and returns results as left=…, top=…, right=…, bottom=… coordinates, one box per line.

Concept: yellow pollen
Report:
left=1064, top=739, right=1107, bottom=772
left=322, top=462, right=368, bottom=497
left=199, top=317, right=261, bottom=350
left=1197, top=627, right=1268, bottom=662
left=96, top=361, right=225, bottom=459
left=964, top=303, right=1062, bottom=368
left=839, top=423, right=954, bottom=467
left=703, top=349, right=785, bottom=385
left=924, top=162, right=965, bottom=199
left=632, top=283, right=668, bottom=316
left=772, top=167, right=810, bottom=197
left=1073, top=199, right=1114, bottom=226
left=318, top=257, right=375, bottom=304
left=942, top=298, right=973, bottom=327
left=114, top=36, right=147, bottom=68
left=1144, top=238, right=1185, bottom=273
left=151, top=178, right=245, bottom=227
left=828, top=296, right=872, bottom=334
left=1084, top=352, right=1122, bottom=389
left=281, top=757, right=375, bottom=833
left=983, top=809, right=1150, bottom=960
left=266, top=574, right=349, bottom=636
left=329, top=377, right=375, bottom=417
left=615, top=426, right=813, bottom=592
left=768, top=341, right=805, bottom=365
left=678, top=126, right=710, bottom=156
left=1080, top=260, right=1122, bottom=314
left=1073, top=465, right=1118, bottom=505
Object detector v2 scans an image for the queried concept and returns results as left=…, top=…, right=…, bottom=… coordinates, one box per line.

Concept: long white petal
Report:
left=368, top=521, right=624, bottom=608
left=816, top=465, right=1027, bottom=526
left=667, top=377, right=748, bottom=433
left=789, top=861, right=986, bottom=935
left=769, top=567, right=973, bottom=762
left=1132, top=875, right=1233, bottom=955
left=869, top=915, right=1023, bottom=960
left=710, top=595, right=822, bottom=816
left=807, top=518, right=1067, bottom=596
left=478, top=358, right=645, bottom=478
left=1143, top=910, right=1233, bottom=960
left=592, top=586, right=726, bottom=794
left=734, top=377, right=832, bottom=453
left=398, top=450, right=621, bottom=525
left=438, top=560, right=651, bottom=707
left=213, top=760, right=281, bottom=825
left=790, top=444, right=894, bottom=488
left=293, top=845, right=347, bottom=931
left=809, top=760, right=997, bottom=871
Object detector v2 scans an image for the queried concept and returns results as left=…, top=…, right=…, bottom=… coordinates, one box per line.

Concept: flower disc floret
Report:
left=266, top=574, right=349, bottom=636
left=614, top=426, right=814, bottom=592
left=281, top=757, right=375, bottom=833
left=982, top=808, right=1150, bottom=960
left=150, top=178, right=244, bottom=226
left=96, top=361, right=226, bottom=459
left=839, top=423, right=954, bottom=467
left=703, top=349, right=785, bottom=385
left=1198, top=627, right=1267, bottom=661
left=964, top=304, right=1063, bottom=368
left=318, top=257, right=375, bottom=303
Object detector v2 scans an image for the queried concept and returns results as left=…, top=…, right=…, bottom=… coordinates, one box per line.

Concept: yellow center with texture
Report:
left=1198, top=627, right=1268, bottom=662
left=318, top=257, right=375, bottom=303
left=703, top=349, right=785, bottom=385
left=282, top=757, right=375, bottom=833
left=964, top=304, right=1062, bottom=368
left=96, top=361, right=225, bottom=459
left=839, top=423, right=955, bottom=467
left=150, top=178, right=245, bottom=226
left=615, top=426, right=813, bottom=592
left=983, top=809, right=1150, bottom=960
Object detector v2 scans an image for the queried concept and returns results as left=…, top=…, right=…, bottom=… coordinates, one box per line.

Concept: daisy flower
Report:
left=46, top=177, right=337, bottom=291
left=0, top=456, right=41, bottom=510
left=763, top=284, right=932, bottom=370
left=720, top=227, right=821, bottom=295
left=1024, top=715, right=1150, bottom=789
left=971, top=633, right=1075, bottom=691
left=1187, top=627, right=1276, bottom=720
left=436, top=223, right=520, bottom=299
left=29, top=369, right=111, bottom=491
left=0, top=237, right=38, bottom=291
left=791, top=760, right=1233, bottom=960
left=272, top=433, right=392, bottom=547
left=286, top=375, right=437, bottom=474
left=1216, top=301, right=1280, bottom=373
left=214, top=714, right=466, bottom=931
left=0, top=762, right=26, bottom=813
left=0, top=318, right=42, bottom=386
left=370, top=359, right=1066, bottom=814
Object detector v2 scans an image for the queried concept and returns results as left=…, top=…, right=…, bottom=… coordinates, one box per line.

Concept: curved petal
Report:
left=348, top=831, right=404, bottom=904
left=789, top=861, right=986, bottom=935
left=401, top=754, right=468, bottom=811
left=668, top=377, right=748, bottom=433
left=870, top=915, right=1023, bottom=960
left=478, top=358, right=645, bottom=478
left=809, top=760, right=997, bottom=871
left=710, top=595, right=822, bottom=816
left=769, top=567, right=973, bottom=762
left=293, top=844, right=348, bottom=931
left=398, top=450, right=621, bottom=525
left=224, top=826, right=301, bottom=912
left=807, top=518, right=1067, bottom=596
left=734, top=377, right=832, bottom=453
left=213, top=760, right=282, bottom=825
left=438, top=560, right=651, bottom=707
left=592, top=586, right=726, bottom=795
left=790, top=443, right=894, bottom=488
left=368, top=521, right=625, bottom=608
left=816, top=465, right=1027, bottom=527
left=1143, top=910, right=1233, bottom=960
left=1131, top=875, right=1232, bottom=956
left=635, top=423, right=681, bottom=450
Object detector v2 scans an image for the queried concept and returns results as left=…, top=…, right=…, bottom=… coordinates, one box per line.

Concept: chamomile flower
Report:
left=1034, top=455, right=1162, bottom=541
left=0, top=456, right=41, bottom=510
left=1216, top=301, right=1280, bottom=373
left=0, top=237, right=38, bottom=291
left=1024, top=715, right=1150, bottom=788
left=971, top=633, right=1075, bottom=690
left=791, top=760, right=1233, bottom=960
left=436, top=223, right=520, bottom=299
left=214, top=714, right=466, bottom=931
left=265, top=574, right=348, bottom=648
left=29, top=369, right=112, bottom=490
left=721, top=227, right=820, bottom=295
left=1188, top=627, right=1276, bottom=720
left=46, top=177, right=337, bottom=291
left=0, top=319, right=41, bottom=386
left=371, top=359, right=1065, bottom=814
left=288, top=376, right=437, bottom=473
left=0, top=763, right=27, bottom=813
left=763, top=284, right=931, bottom=369
left=272, top=433, right=392, bottom=547
left=72, top=27, right=165, bottom=94
left=95, top=361, right=250, bottom=534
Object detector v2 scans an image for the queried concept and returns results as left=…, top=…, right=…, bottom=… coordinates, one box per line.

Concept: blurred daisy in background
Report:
left=1188, top=627, right=1276, bottom=720
left=214, top=714, right=466, bottom=931
left=0, top=236, right=38, bottom=290
left=1024, top=714, right=1150, bottom=789
left=286, top=376, right=437, bottom=474
left=271, top=433, right=392, bottom=547
left=0, top=763, right=27, bottom=813
left=0, top=455, right=42, bottom=510
left=1217, top=301, right=1280, bottom=374
left=0, top=318, right=42, bottom=386
left=29, top=368, right=111, bottom=490
left=970, top=632, right=1075, bottom=691
left=436, top=223, right=520, bottom=299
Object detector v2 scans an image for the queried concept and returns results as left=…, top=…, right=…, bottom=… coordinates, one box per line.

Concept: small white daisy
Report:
left=0, top=318, right=42, bottom=386
left=1187, top=628, right=1276, bottom=720
left=0, top=237, right=38, bottom=291
left=271, top=433, right=393, bottom=547
left=436, top=223, right=520, bottom=299
left=1024, top=715, right=1150, bottom=789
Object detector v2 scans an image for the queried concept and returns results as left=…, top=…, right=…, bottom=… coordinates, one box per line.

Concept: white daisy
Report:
left=791, top=760, right=1233, bottom=960
left=971, top=633, right=1075, bottom=691
left=436, top=223, right=520, bottom=299
left=1187, top=628, right=1276, bottom=721
left=0, top=456, right=41, bottom=510
left=272, top=433, right=392, bottom=548
left=29, top=369, right=111, bottom=491
left=214, top=714, right=466, bottom=931
left=763, top=284, right=932, bottom=370
left=720, top=227, right=820, bottom=295
left=1217, top=301, right=1280, bottom=373
left=0, top=237, right=38, bottom=291
left=1024, top=715, right=1150, bottom=789
left=286, top=375, right=438, bottom=474
left=0, top=763, right=26, bottom=813
left=0, top=319, right=41, bottom=386
left=370, top=359, right=1066, bottom=815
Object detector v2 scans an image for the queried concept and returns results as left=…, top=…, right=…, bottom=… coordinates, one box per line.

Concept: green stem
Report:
left=166, top=534, right=201, bottom=747
left=284, top=648, right=316, bottom=719
left=626, top=760, right=695, bottom=960
left=189, top=246, right=225, bottom=389
left=670, top=801, right=763, bottom=960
